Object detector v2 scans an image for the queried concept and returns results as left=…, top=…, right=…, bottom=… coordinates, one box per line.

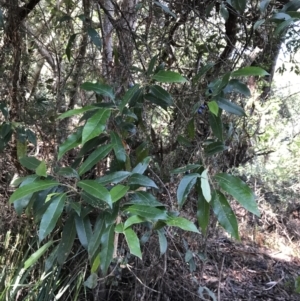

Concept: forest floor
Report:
left=1, top=152, right=300, bottom=301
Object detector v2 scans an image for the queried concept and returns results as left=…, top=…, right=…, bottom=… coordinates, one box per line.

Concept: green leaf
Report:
left=274, top=19, right=294, bottom=35
left=187, top=118, right=195, bottom=139
left=36, top=161, right=47, bottom=177
left=225, top=79, right=251, bottom=97
left=260, top=0, right=270, bottom=13
left=196, top=180, right=210, bottom=234
left=157, top=229, right=168, bottom=255
left=57, top=214, right=77, bottom=265
left=24, top=240, right=53, bottom=270
left=144, top=93, right=168, bottom=110
left=152, top=71, right=187, bottom=83
left=192, top=62, right=214, bottom=85
left=56, top=167, right=80, bottom=179
left=166, top=216, right=200, bottom=233
left=208, top=101, right=219, bottom=116
left=153, top=1, right=176, bottom=19
left=78, top=144, right=112, bottom=175
left=211, top=190, right=239, bottom=240
left=125, top=205, right=167, bottom=220
left=128, top=173, right=158, bottom=189
left=231, top=66, right=269, bottom=77
left=87, top=27, right=102, bottom=50
left=19, top=157, right=42, bottom=171
left=171, top=164, right=201, bottom=174
left=208, top=112, right=223, bottom=141
left=119, top=84, right=140, bottom=112
left=146, top=55, right=158, bottom=76
left=220, top=2, right=229, bottom=21
left=58, top=127, right=82, bottom=160
left=81, top=82, right=114, bottom=100
left=82, top=108, right=111, bottom=144
left=84, top=273, right=98, bottom=289
left=100, top=224, right=115, bottom=275
left=124, top=215, right=145, bottom=229
left=216, top=98, right=246, bottom=116
left=204, top=141, right=227, bottom=157
left=177, top=135, right=193, bottom=147
left=254, top=19, right=265, bottom=30
left=78, top=180, right=112, bottom=208
left=124, top=227, right=142, bottom=259
left=0, top=8, right=5, bottom=29
left=66, top=33, right=77, bottom=61
left=9, top=180, right=59, bottom=203
left=39, top=194, right=66, bottom=242
left=149, top=85, right=173, bottom=106
left=129, top=191, right=164, bottom=207
left=111, top=185, right=129, bottom=203
left=57, top=106, right=98, bottom=120
left=96, top=171, right=131, bottom=185
left=201, top=169, right=211, bottom=202
left=111, top=132, right=126, bottom=163
left=136, top=142, right=149, bottom=163
left=132, top=156, right=151, bottom=174
left=75, top=214, right=92, bottom=250
left=88, top=217, right=105, bottom=259
left=215, top=173, right=260, bottom=216
left=177, top=174, right=198, bottom=208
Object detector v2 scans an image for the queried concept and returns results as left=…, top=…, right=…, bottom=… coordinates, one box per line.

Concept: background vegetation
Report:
left=1, top=0, right=300, bottom=300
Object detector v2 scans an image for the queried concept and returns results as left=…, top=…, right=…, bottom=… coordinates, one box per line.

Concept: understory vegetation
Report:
left=1, top=0, right=300, bottom=300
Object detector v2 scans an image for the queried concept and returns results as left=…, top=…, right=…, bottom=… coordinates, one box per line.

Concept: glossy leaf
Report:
left=36, top=161, right=47, bottom=177
left=216, top=98, right=246, bottom=116
left=78, top=144, right=112, bottom=175
left=152, top=71, right=187, bottom=83
left=153, top=1, right=176, bottom=18
left=9, top=180, right=59, bottom=203
left=111, top=185, right=129, bottom=203
left=57, top=106, right=98, bottom=120
left=132, top=156, right=151, bottom=174
left=201, top=169, right=211, bottom=202
left=192, top=62, right=214, bottom=84
left=157, top=229, right=168, bottom=255
left=39, top=194, right=66, bottom=242
left=231, top=0, right=246, bottom=13
left=149, top=85, right=173, bottom=106
left=82, top=108, right=111, bottom=144
left=146, top=55, right=158, bottom=76
left=128, top=173, right=158, bottom=189
left=100, top=224, right=115, bottom=274
left=225, top=79, right=251, bottom=97
left=166, top=216, right=200, bottom=233
left=177, top=135, right=193, bottom=147
left=171, top=164, right=201, bottom=174
left=19, top=157, right=41, bottom=171
left=260, top=0, right=270, bottom=13
left=254, top=19, right=265, bottom=30
left=211, top=190, right=239, bottom=240
left=275, top=19, right=294, bottom=35
left=220, top=2, right=229, bottom=21
left=57, top=215, right=77, bottom=265
left=84, top=273, right=98, bottom=289
left=66, top=33, right=77, bottom=61
left=24, top=240, right=53, bottom=270
left=196, top=180, right=210, bottom=234
left=96, top=171, right=131, bottom=185
left=111, top=132, right=126, bottom=162
left=88, top=217, right=105, bottom=259
left=177, top=174, right=198, bottom=208
left=78, top=180, right=112, bottom=208
left=75, top=214, right=93, bottom=250
left=56, top=167, right=80, bottom=179
left=129, top=191, right=164, bottom=207
left=144, top=93, right=168, bottom=110
left=125, top=204, right=168, bottom=220
left=58, top=127, right=82, bottom=160
left=215, top=173, right=260, bottom=216
left=87, top=27, right=102, bottom=50
left=124, top=227, right=142, bottom=259
left=208, top=112, right=223, bottom=141
left=208, top=101, right=219, bottom=116
left=204, top=141, right=227, bottom=157
left=231, top=66, right=269, bottom=77
left=119, top=84, right=140, bottom=112
left=187, top=118, right=195, bottom=139
left=124, top=215, right=145, bottom=229
left=81, top=82, right=115, bottom=100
